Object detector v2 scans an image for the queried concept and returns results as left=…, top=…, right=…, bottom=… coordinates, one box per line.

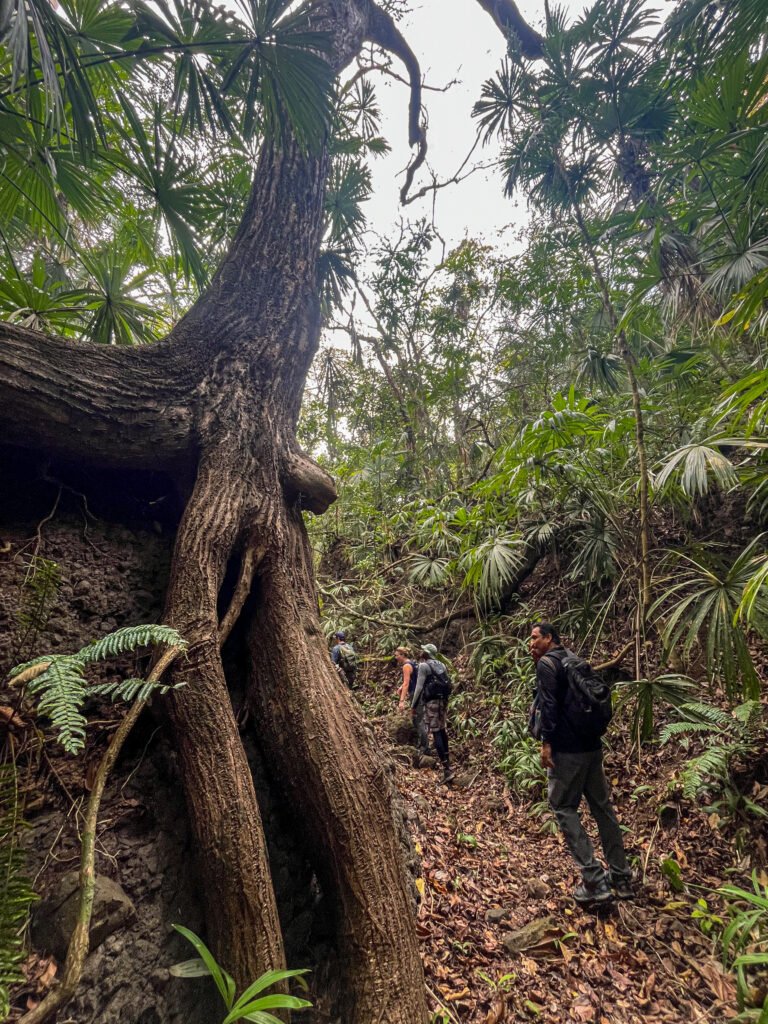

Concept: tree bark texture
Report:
left=248, top=503, right=426, bottom=1021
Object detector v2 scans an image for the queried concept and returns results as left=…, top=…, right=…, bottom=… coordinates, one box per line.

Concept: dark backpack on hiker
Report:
left=558, top=652, right=613, bottom=737
left=527, top=691, right=543, bottom=741
left=337, top=643, right=358, bottom=682
left=529, top=651, right=612, bottom=741
left=423, top=659, right=453, bottom=702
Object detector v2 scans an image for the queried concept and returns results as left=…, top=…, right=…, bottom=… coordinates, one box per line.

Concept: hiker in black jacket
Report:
left=531, top=622, right=633, bottom=904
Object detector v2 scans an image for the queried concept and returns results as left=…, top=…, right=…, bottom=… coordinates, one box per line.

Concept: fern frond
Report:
left=676, top=701, right=734, bottom=727
left=77, top=624, right=186, bottom=665
left=660, top=720, right=720, bottom=743
left=11, top=624, right=187, bottom=755
left=25, top=657, right=88, bottom=754
left=679, top=744, right=733, bottom=799
left=0, top=765, right=37, bottom=1016
left=90, top=678, right=180, bottom=702
left=733, top=700, right=763, bottom=728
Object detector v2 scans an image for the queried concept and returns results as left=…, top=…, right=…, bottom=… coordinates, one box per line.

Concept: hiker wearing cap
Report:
left=411, top=644, right=455, bottom=784
left=331, top=630, right=358, bottom=687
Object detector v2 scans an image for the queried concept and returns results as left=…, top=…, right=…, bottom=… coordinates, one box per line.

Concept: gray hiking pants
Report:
left=413, top=704, right=430, bottom=754
left=547, top=748, right=630, bottom=886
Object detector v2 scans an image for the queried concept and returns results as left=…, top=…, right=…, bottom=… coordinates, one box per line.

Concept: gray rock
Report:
left=386, top=713, right=418, bottom=746
left=485, top=906, right=510, bottom=924
left=32, top=872, right=136, bottom=961
left=526, top=878, right=549, bottom=899
left=453, top=771, right=475, bottom=789
left=416, top=754, right=438, bottom=769
left=502, top=916, right=558, bottom=954
left=392, top=745, right=417, bottom=766
left=412, top=795, right=431, bottom=819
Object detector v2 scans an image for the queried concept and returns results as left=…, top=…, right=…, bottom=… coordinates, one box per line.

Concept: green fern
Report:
left=659, top=701, right=735, bottom=746
left=90, top=678, right=178, bottom=703
left=27, top=657, right=89, bottom=755
left=78, top=625, right=185, bottom=665
left=13, top=556, right=61, bottom=662
left=0, top=765, right=37, bottom=1018
left=660, top=720, right=721, bottom=742
left=679, top=745, right=734, bottom=800
left=11, top=625, right=187, bottom=755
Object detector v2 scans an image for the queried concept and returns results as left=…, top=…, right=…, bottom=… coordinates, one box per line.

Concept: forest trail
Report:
left=384, top=727, right=741, bottom=1023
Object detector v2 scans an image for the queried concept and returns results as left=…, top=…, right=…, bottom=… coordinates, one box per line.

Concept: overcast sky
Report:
left=361, top=0, right=582, bottom=258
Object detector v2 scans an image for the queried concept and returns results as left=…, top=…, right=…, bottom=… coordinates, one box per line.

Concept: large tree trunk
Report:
left=248, top=503, right=426, bottom=1021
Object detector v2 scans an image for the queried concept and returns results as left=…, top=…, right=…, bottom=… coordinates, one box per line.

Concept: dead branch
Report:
left=365, top=3, right=427, bottom=203
left=218, top=545, right=264, bottom=646
left=594, top=640, right=635, bottom=673
left=319, top=586, right=475, bottom=634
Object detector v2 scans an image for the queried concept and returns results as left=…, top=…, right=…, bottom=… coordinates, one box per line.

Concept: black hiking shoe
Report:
left=611, top=876, right=635, bottom=900
left=573, top=880, right=613, bottom=905
left=441, top=767, right=456, bottom=785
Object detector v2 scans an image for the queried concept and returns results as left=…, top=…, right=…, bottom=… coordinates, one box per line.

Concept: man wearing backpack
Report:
left=331, top=630, right=357, bottom=688
left=530, top=622, right=633, bottom=905
left=411, top=644, right=454, bottom=784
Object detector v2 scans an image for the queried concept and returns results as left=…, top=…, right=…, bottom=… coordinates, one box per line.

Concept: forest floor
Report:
left=370, top=703, right=755, bottom=1024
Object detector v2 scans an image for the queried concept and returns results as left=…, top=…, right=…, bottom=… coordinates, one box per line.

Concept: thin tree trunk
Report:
left=570, top=200, right=652, bottom=628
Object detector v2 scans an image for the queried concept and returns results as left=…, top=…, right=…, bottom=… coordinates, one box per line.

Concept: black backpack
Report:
left=423, top=659, right=453, bottom=702
left=529, top=651, right=612, bottom=741
left=557, top=652, right=613, bottom=737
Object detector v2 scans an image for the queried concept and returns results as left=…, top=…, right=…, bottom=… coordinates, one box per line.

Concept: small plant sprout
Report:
left=170, top=925, right=312, bottom=1024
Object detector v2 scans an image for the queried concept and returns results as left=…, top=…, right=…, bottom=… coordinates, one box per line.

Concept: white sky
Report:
left=362, top=0, right=584, bottom=256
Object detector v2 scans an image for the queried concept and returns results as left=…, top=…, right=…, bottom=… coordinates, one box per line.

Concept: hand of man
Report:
left=398, top=701, right=406, bottom=712
left=541, top=742, right=555, bottom=770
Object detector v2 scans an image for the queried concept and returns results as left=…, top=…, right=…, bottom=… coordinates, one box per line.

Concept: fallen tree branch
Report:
left=18, top=644, right=182, bottom=1024
left=594, top=640, right=635, bottom=673
left=319, top=586, right=475, bottom=634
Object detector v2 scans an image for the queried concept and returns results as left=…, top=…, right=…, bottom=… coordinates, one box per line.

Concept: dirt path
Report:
left=392, top=745, right=738, bottom=1023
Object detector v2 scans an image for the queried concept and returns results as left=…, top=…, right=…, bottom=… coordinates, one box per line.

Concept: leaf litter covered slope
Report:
left=381, top=726, right=741, bottom=1023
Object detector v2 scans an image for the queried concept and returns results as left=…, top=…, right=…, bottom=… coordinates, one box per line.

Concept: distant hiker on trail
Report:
left=331, top=631, right=357, bottom=687
left=411, top=644, right=454, bottom=784
left=529, top=622, right=633, bottom=905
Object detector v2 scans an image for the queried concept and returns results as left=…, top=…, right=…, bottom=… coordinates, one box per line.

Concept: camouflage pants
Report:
left=424, top=699, right=447, bottom=732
